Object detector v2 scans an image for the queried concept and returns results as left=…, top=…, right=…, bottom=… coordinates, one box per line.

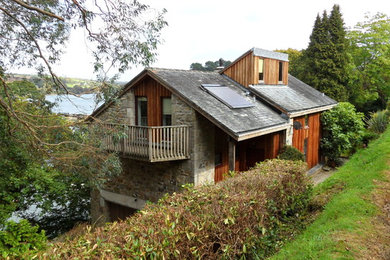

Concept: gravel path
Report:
left=309, top=165, right=336, bottom=186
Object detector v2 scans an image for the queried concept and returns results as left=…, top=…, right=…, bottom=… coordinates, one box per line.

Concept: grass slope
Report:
left=270, top=127, right=390, bottom=259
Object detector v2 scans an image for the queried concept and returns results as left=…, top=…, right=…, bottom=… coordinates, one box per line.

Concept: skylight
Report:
left=201, top=84, right=254, bottom=109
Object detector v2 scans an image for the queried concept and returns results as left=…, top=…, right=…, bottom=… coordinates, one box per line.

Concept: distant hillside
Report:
left=6, top=73, right=123, bottom=95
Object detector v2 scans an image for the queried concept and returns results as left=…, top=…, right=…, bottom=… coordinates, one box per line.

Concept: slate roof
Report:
left=149, top=68, right=288, bottom=138
left=249, top=75, right=337, bottom=115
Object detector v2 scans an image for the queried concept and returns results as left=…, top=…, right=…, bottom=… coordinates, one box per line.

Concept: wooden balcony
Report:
left=102, top=124, right=190, bottom=162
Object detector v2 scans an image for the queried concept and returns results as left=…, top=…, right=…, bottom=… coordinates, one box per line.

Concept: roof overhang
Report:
left=288, top=103, right=337, bottom=118
left=235, top=122, right=289, bottom=141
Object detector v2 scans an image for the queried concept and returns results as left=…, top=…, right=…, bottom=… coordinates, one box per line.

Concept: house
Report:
left=89, top=48, right=337, bottom=222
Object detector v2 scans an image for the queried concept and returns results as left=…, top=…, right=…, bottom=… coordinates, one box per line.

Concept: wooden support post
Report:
left=228, top=138, right=236, bottom=172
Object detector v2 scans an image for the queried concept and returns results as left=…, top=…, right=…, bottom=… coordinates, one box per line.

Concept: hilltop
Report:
left=6, top=73, right=123, bottom=95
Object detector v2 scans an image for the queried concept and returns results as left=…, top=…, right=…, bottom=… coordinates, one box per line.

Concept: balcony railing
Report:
left=102, top=124, right=190, bottom=162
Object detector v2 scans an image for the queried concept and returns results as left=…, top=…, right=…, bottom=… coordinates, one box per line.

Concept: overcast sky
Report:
left=51, top=0, right=390, bottom=81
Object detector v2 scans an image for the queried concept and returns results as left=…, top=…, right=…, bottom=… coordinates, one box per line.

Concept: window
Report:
left=258, top=59, right=264, bottom=83
left=136, top=97, right=148, bottom=126
left=162, top=97, right=172, bottom=126
left=278, top=61, right=283, bottom=82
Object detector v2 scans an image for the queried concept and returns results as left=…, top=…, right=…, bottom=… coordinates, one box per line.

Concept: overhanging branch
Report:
left=10, top=0, right=64, bottom=21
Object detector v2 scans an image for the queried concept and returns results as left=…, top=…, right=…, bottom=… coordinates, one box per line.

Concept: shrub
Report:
left=321, top=102, right=364, bottom=165
left=278, top=145, right=305, bottom=162
left=44, top=159, right=312, bottom=259
left=0, top=219, right=47, bottom=258
left=365, top=110, right=389, bottom=134
left=361, top=129, right=379, bottom=146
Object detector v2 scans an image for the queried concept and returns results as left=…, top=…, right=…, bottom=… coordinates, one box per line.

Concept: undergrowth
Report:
left=37, top=160, right=312, bottom=259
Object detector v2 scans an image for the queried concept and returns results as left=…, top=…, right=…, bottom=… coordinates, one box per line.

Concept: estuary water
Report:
left=45, top=93, right=103, bottom=115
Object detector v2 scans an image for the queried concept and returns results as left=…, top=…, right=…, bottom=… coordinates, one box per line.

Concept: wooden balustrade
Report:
left=102, top=124, right=190, bottom=162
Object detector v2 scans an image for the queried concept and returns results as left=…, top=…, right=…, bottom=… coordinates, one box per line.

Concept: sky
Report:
left=38, top=0, right=390, bottom=81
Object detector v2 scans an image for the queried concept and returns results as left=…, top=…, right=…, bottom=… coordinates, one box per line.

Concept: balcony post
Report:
left=148, top=127, right=153, bottom=161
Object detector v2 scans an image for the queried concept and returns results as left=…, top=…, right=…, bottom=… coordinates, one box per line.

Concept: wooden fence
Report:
left=102, top=124, right=190, bottom=162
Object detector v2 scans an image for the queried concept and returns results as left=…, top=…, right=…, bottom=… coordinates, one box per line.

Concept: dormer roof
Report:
left=252, top=47, right=289, bottom=61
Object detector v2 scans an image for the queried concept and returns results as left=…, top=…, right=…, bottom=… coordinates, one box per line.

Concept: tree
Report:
left=190, top=59, right=231, bottom=71
left=347, top=13, right=390, bottom=113
left=0, top=1, right=166, bottom=229
left=275, top=49, right=304, bottom=78
left=0, top=0, right=167, bottom=148
left=0, top=81, right=106, bottom=238
left=302, top=5, right=350, bottom=101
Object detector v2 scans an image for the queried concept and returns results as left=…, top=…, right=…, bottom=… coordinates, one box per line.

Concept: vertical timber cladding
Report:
left=223, top=51, right=289, bottom=87
left=292, top=113, right=321, bottom=168
left=223, top=51, right=255, bottom=87
left=235, top=131, right=283, bottom=172
left=261, top=57, right=289, bottom=85
left=214, top=127, right=229, bottom=183
left=133, top=76, right=171, bottom=126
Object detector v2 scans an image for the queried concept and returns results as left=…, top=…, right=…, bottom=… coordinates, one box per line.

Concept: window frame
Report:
left=135, top=96, right=148, bottom=126
left=258, top=58, right=264, bottom=83
left=161, top=97, right=172, bottom=126
left=278, top=61, right=283, bottom=83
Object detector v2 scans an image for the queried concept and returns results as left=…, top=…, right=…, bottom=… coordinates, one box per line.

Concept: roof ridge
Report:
left=148, top=67, right=219, bottom=74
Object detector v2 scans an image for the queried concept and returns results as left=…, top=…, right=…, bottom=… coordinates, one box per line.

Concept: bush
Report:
left=278, top=145, right=305, bottom=162
left=45, top=159, right=312, bottom=259
left=361, top=129, right=379, bottom=146
left=0, top=219, right=47, bottom=258
left=365, top=110, right=389, bottom=134
left=321, top=102, right=364, bottom=165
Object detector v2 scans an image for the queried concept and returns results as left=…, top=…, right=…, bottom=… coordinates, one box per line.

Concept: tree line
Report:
left=278, top=5, right=390, bottom=114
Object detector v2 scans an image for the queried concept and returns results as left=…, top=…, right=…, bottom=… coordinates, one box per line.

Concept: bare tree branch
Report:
left=10, top=0, right=64, bottom=21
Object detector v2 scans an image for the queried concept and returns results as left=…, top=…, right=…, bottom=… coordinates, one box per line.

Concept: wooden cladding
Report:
left=292, top=113, right=321, bottom=169
left=223, top=52, right=255, bottom=87
left=235, top=131, right=283, bottom=172
left=262, top=58, right=289, bottom=85
left=214, top=127, right=229, bottom=183
left=214, top=128, right=284, bottom=183
left=223, top=51, right=289, bottom=87
left=133, top=76, right=171, bottom=126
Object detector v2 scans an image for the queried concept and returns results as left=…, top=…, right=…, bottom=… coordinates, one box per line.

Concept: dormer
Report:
left=221, top=48, right=289, bottom=87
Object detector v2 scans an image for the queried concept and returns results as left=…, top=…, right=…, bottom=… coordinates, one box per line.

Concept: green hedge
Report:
left=43, top=159, right=312, bottom=259
left=0, top=219, right=47, bottom=258
left=278, top=145, right=305, bottom=162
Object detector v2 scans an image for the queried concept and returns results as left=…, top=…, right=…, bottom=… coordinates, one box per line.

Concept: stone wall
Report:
left=193, top=113, right=215, bottom=185
left=97, top=89, right=135, bottom=125
left=92, top=93, right=216, bottom=222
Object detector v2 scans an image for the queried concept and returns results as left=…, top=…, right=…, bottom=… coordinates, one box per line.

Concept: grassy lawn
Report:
left=270, top=127, right=390, bottom=259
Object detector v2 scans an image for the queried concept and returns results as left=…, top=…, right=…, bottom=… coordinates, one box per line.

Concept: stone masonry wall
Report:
left=97, top=89, right=135, bottom=125
left=92, top=93, right=216, bottom=223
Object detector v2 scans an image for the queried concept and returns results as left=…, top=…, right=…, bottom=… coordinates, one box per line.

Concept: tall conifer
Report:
left=302, top=5, right=349, bottom=101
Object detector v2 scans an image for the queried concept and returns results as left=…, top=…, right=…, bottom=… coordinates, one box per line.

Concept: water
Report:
left=45, top=94, right=103, bottom=115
